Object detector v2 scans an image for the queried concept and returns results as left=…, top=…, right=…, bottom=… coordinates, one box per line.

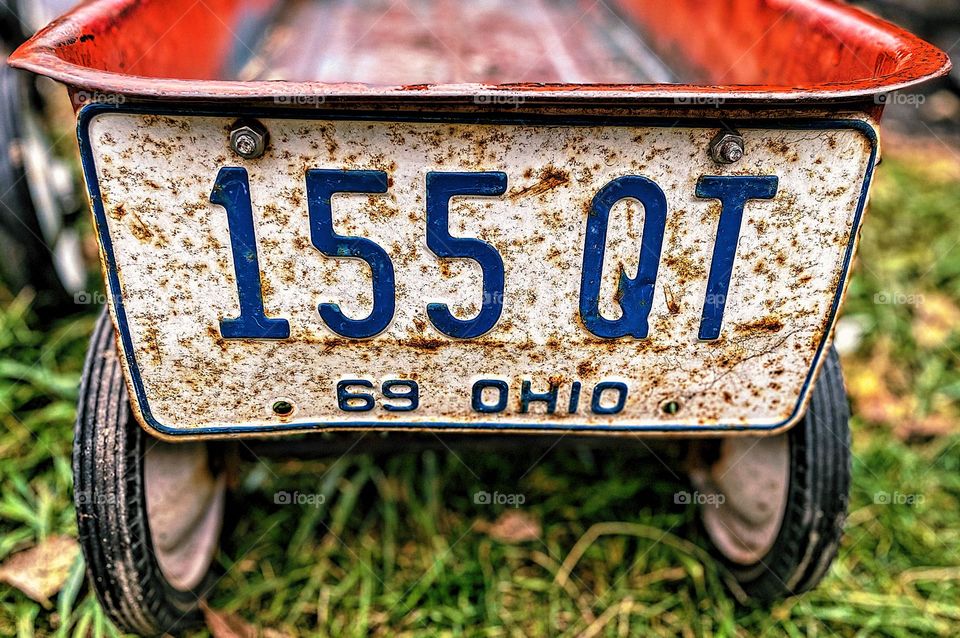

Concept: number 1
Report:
left=211, top=167, right=290, bottom=339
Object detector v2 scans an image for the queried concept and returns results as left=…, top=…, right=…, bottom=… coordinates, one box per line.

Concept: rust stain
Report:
left=663, top=252, right=705, bottom=286
left=577, top=360, right=597, bottom=377
left=664, top=284, right=681, bottom=315
left=735, top=316, right=784, bottom=334
left=128, top=211, right=154, bottom=242
left=407, top=336, right=446, bottom=351
left=765, top=139, right=789, bottom=154
left=141, top=325, right=162, bottom=365
left=508, top=166, right=570, bottom=200
left=206, top=325, right=228, bottom=352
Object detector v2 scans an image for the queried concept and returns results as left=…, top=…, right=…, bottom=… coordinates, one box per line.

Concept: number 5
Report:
left=306, top=169, right=394, bottom=339
left=426, top=172, right=508, bottom=338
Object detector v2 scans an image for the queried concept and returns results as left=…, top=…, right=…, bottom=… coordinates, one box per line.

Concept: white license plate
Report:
left=79, top=109, right=876, bottom=437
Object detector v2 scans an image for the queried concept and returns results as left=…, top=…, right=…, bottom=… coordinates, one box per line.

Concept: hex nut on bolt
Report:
left=229, top=120, right=269, bottom=159
left=710, top=131, right=744, bottom=165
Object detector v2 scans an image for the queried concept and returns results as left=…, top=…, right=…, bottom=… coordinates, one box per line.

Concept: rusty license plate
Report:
left=80, top=109, right=876, bottom=437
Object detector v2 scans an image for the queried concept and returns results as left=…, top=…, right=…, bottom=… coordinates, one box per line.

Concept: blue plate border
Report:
left=76, top=103, right=878, bottom=437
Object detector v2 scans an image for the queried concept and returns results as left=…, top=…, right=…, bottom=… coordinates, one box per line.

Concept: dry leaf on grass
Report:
left=0, top=535, right=79, bottom=607
left=202, top=602, right=294, bottom=638
left=202, top=602, right=258, bottom=638
left=474, top=510, right=541, bottom=543
left=846, top=363, right=913, bottom=424
left=912, top=293, right=960, bottom=349
left=844, top=334, right=958, bottom=440
left=845, top=339, right=914, bottom=425
left=895, top=412, right=957, bottom=442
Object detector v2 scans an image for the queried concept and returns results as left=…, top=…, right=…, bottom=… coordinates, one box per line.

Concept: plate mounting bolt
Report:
left=710, top=131, right=744, bottom=164
left=230, top=120, right=269, bottom=159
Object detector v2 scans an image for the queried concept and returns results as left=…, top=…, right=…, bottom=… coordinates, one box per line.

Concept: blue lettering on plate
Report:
left=211, top=167, right=290, bottom=339
left=591, top=381, right=628, bottom=415
left=579, top=176, right=667, bottom=339
left=337, top=379, right=375, bottom=412
left=306, top=169, right=394, bottom=339
left=471, top=379, right=509, bottom=413
left=382, top=380, right=420, bottom=412
left=426, top=172, right=508, bottom=339
left=696, top=175, right=779, bottom=340
left=519, top=380, right=559, bottom=414
left=568, top=381, right=582, bottom=414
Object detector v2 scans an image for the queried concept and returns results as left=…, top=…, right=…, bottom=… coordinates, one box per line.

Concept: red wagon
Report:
left=10, top=0, right=950, bottom=634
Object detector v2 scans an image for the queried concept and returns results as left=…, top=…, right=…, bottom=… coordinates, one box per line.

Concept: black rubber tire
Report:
left=708, top=347, right=851, bottom=602
left=74, top=310, right=218, bottom=636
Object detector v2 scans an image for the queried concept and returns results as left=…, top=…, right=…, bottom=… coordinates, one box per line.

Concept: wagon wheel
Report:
left=0, top=38, right=86, bottom=306
left=74, top=310, right=226, bottom=636
left=690, top=347, right=851, bottom=601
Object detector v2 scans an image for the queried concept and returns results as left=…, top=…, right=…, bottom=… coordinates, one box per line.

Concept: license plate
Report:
left=79, top=108, right=876, bottom=437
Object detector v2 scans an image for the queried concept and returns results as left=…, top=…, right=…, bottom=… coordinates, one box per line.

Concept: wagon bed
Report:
left=245, top=0, right=675, bottom=86
left=9, top=0, right=950, bottom=104
left=7, top=0, right=952, bottom=439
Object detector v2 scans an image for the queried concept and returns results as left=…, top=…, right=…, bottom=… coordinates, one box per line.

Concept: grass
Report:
left=2, top=141, right=960, bottom=636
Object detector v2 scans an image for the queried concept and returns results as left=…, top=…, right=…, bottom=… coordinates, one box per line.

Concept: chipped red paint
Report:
left=7, top=0, right=950, bottom=107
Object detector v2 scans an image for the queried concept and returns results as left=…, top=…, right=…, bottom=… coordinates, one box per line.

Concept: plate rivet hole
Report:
left=660, top=399, right=682, bottom=416
left=272, top=400, right=294, bottom=417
